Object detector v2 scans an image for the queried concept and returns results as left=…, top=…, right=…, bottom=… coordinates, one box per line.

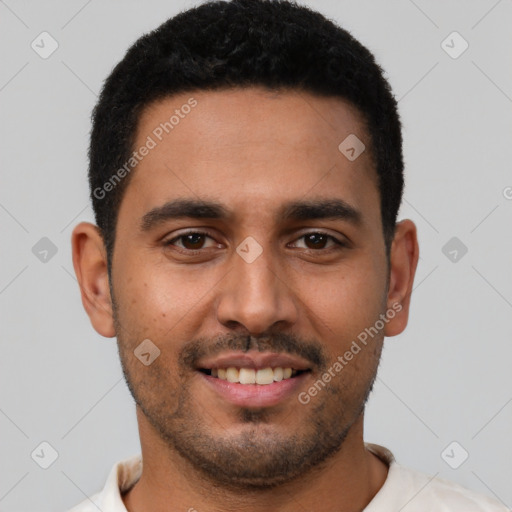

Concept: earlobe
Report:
left=383, top=219, right=420, bottom=337
left=71, top=222, right=116, bottom=338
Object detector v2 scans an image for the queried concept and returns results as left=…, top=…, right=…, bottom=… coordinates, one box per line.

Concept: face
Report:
left=100, top=88, right=405, bottom=488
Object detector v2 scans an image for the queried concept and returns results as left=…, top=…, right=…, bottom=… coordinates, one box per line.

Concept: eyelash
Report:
left=163, top=230, right=347, bottom=254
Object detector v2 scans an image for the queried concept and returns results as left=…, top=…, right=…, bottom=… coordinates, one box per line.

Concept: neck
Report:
left=122, top=409, right=388, bottom=512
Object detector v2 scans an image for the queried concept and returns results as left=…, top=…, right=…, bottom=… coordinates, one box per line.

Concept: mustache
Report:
left=180, top=332, right=327, bottom=370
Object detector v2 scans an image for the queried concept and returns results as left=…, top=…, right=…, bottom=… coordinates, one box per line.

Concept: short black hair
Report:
left=88, top=0, right=404, bottom=272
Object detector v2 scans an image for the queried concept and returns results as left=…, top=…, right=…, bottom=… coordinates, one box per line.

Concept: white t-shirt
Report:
left=68, top=443, right=510, bottom=511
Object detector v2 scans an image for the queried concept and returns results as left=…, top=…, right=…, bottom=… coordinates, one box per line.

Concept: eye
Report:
left=163, top=231, right=219, bottom=251
left=290, top=232, right=346, bottom=251
left=163, top=230, right=347, bottom=254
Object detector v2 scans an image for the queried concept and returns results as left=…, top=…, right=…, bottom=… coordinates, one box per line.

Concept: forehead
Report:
left=119, top=87, right=380, bottom=230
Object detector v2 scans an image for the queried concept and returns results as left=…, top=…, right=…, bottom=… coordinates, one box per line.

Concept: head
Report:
left=73, top=0, right=418, bottom=489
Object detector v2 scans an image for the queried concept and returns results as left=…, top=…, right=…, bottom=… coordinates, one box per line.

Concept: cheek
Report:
left=113, top=256, right=216, bottom=339
left=305, top=261, right=386, bottom=336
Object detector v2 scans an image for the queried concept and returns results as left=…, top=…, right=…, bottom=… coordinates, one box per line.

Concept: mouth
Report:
left=195, top=352, right=313, bottom=408
left=198, top=366, right=310, bottom=385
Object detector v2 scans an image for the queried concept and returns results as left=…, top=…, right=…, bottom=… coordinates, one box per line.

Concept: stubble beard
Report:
left=112, top=297, right=382, bottom=490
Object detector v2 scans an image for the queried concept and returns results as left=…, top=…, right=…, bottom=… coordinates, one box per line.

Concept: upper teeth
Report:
left=211, top=367, right=295, bottom=385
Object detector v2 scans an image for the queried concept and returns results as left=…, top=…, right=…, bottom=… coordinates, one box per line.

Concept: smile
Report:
left=199, top=366, right=309, bottom=385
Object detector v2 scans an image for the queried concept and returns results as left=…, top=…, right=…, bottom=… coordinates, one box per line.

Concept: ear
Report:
left=71, top=222, right=115, bottom=338
left=383, top=219, right=419, bottom=337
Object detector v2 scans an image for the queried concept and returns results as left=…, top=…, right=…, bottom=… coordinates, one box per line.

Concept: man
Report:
left=69, top=0, right=508, bottom=510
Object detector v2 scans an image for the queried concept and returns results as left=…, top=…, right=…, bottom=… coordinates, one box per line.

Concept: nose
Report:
left=215, top=243, right=299, bottom=335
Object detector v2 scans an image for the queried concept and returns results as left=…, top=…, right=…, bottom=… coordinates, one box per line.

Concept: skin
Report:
left=72, top=87, right=419, bottom=512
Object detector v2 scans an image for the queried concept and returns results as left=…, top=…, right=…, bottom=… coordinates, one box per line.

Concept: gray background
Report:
left=1, top=0, right=511, bottom=510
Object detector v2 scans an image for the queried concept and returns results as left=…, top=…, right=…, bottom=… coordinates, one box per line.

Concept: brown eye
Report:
left=164, top=231, right=217, bottom=251
left=304, top=233, right=329, bottom=249
left=180, top=233, right=206, bottom=250
left=291, top=232, right=345, bottom=251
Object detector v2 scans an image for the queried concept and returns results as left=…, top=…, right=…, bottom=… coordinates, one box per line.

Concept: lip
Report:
left=196, top=351, right=313, bottom=371
left=200, top=371, right=310, bottom=408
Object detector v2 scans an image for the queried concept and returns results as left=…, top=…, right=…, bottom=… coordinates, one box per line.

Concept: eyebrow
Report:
left=140, top=197, right=362, bottom=232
